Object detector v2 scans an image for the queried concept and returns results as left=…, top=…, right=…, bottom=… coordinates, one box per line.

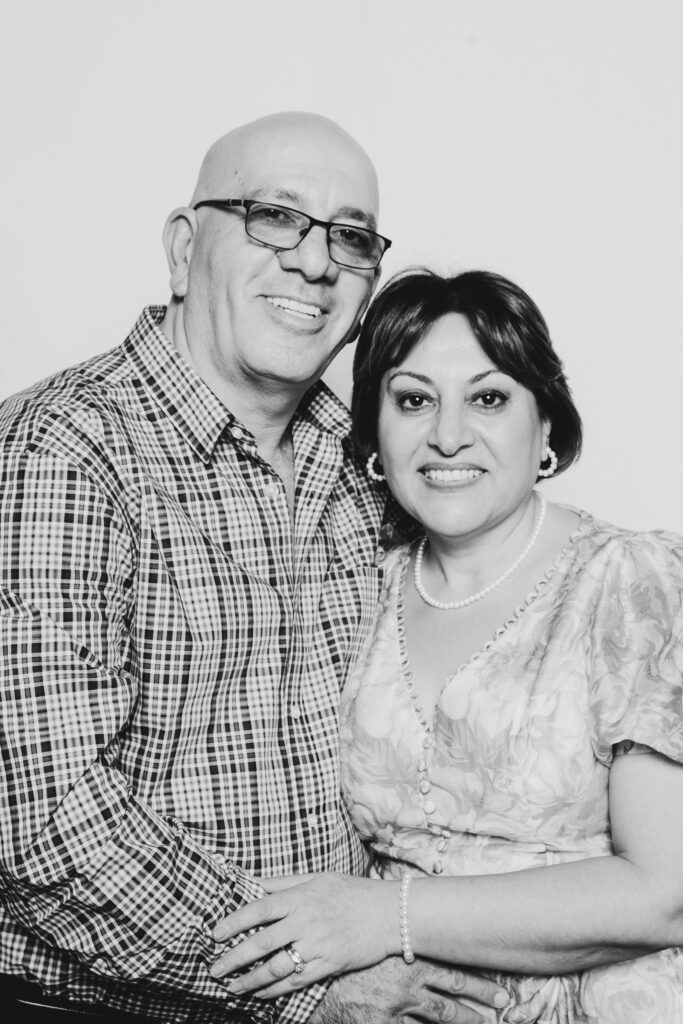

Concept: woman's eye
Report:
left=398, top=393, right=433, bottom=412
left=471, top=390, right=507, bottom=410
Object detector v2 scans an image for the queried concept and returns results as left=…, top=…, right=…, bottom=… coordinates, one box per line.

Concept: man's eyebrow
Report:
left=336, top=206, right=377, bottom=231
left=249, top=188, right=377, bottom=230
left=250, top=187, right=302, bottom=205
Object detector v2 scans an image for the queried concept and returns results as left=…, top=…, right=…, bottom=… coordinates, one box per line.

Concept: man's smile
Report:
left=265, top=295, right=323, bottom=320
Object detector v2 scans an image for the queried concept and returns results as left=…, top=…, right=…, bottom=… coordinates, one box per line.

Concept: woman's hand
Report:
left=210, top=872, right=399, bottom=997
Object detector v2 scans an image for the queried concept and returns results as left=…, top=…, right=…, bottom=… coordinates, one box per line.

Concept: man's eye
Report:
left=471, top=390, right=507, bottom=409
left=254, top=206, right=298, bottom=227
left=334, top=226, right=372, bottom=255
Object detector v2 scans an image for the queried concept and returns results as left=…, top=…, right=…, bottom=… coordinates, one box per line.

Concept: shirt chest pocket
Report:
left=137, top=493, right=286, bottom=645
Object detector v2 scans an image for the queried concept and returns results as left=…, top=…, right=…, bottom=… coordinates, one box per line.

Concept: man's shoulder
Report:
left=0, top=341, right=133, bottom=454
left=0, top=307, right=171, bottom=460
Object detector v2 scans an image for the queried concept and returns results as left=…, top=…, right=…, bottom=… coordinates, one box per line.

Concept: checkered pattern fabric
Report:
left=0, top=308, right=385, bottom=1023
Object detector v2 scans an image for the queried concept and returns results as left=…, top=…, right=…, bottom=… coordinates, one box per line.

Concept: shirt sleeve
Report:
left=0, top=438, right=319, bottom=1023
left=588, top=529, right=683, bottom=766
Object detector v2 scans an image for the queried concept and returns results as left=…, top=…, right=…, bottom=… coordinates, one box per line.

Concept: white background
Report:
left=1, top=0, right=681, bottom=530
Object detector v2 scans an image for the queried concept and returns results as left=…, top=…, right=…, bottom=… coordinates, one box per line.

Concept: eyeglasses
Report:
left=193, top=199, right=392, bottom=270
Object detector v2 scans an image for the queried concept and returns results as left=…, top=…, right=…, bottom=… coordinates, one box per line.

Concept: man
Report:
left=0, top=113, right=507, bottom=1024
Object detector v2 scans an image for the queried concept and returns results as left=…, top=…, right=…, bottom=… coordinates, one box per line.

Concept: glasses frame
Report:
left=193, top=198, right=392, bottom=270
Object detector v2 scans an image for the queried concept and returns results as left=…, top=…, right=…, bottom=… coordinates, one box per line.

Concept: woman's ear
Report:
left=162, top=207, right=198, bottom=298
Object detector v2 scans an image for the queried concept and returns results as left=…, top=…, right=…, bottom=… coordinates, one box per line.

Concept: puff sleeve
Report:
left=588, top=529, right=683, bottom=766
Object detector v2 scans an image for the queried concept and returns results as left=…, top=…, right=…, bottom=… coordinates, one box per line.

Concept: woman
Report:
left=209, top=270, right=683, bottom=1022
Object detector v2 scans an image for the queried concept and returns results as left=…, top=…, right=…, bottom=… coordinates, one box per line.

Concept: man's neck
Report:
left=161, top=300, right=306, bottom=465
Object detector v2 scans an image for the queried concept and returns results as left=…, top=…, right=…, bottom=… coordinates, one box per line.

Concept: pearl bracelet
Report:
left=399, top=873, right=415, bottom=964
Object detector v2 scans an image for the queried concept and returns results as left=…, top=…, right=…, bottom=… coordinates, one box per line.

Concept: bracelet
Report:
left=399, top=872, right=415, bottom=964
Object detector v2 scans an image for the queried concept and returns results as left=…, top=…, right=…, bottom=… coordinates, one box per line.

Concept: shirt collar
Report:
left=123, top=306, right=351, bottom=460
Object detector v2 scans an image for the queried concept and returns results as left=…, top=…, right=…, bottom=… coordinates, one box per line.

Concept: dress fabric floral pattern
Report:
left=340, top=512, right=683, bottom=1023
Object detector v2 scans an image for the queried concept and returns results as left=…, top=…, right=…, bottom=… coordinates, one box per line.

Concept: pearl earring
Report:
left=538, top=444, right=558, bottom=478
left=366, top=452, right=385, bottom=482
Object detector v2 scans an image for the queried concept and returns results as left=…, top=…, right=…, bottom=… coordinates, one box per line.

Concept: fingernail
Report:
left=494, top=991, right=510, bottom=1008
left=226, top=980, right=243, bottom=994
left=212, top=925, right=227, bottom=941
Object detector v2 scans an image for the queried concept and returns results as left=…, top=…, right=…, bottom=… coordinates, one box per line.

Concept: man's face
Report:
left=178, top=121, right=381, bottom=397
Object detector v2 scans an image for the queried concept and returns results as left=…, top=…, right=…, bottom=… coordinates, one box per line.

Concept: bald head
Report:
left=161, top=110, right=383, bottom=417
left=190, top=112, right=379, bottom=217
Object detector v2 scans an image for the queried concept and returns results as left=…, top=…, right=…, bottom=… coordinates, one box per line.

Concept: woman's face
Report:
left=377, top=312, right=548, bottom=545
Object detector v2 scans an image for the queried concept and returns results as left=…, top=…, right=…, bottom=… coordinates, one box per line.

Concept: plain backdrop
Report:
left=1, top=0, right=681, bottom=530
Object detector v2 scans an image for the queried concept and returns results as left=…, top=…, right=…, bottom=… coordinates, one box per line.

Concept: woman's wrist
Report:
left=399, top=872, right=416, bottom=963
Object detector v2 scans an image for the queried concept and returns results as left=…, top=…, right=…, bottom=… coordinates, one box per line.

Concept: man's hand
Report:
left=309, top=956, right=511, bottom=1024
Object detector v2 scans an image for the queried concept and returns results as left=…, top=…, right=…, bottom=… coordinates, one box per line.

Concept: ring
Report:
left=284, top=944, right=305, bottom=974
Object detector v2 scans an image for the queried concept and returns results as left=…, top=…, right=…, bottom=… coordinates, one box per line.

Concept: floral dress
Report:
left=340, top=512, right=683, bottom=1023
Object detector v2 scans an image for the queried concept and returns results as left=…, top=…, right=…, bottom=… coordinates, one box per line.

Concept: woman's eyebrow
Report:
left=386, top=369, right=500, bottom=386
left=386, top=370, right=433, bottom=386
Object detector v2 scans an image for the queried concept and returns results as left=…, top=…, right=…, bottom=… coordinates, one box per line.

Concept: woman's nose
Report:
left=428, top=405, right=474, bottom=456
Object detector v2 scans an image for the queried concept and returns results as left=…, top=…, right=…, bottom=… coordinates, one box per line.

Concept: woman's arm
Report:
left=209, top=750, right=683, bottom=996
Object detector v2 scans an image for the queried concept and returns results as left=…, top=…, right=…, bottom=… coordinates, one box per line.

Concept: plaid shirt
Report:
left=0, top=308, right=385, bottom=1023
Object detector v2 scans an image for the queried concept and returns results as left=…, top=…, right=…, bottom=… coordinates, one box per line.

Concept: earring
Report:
left=538, top=444, right=558, bottom=478
left=366, top=452, right=385, bottom=482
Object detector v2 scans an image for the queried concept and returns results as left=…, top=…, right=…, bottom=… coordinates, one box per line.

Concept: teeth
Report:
left=424, top=468, right=483, bottom=482
left=266, top=296, right=322, bottom=319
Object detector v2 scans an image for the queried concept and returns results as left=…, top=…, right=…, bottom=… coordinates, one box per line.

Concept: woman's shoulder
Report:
left=558, top=504, right=683, bottom=603
left=377, top=538, right=414, bottom=576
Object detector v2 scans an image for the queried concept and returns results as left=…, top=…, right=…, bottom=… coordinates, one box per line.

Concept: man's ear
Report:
left=344, top=266, right=383, bottom=346
left=371, top=264, right=382, bottom=293
left=162, top=207, right=198, bottom=298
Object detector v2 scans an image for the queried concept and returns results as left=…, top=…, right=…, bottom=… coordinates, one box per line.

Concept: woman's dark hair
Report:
left=352, top=269, right=582, bottom=478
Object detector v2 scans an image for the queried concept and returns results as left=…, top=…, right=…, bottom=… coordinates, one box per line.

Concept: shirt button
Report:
left=307, top=814, right=319, bottom=828
left=423, top=735, right=435, bottom=749
left=419, top=779, right=432, bottom=794
left=417, top=759, right=427, bottom=772
left=433, top=860, right=444, bottom=874
left=264, top=482, right=279, bottom=498
left=290, top=705, right=301, bottom=718
left=436, top=838, right=447, bottom=852
left=230, top=425, right=245, bottom=440
left=423, top=800, right=436, bottom=815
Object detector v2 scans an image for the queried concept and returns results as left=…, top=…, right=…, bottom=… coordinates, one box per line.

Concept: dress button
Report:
left=423, top=800, right=436, bottom=815
left=441, top=829, right=452, bottom=839
left=419, top=779, right=432, bottom=794
left=433, top=860, right=444, bottom=874
left=423, top=735, right=435, bottom=749
left=436, top=838, right=447, bottom=852
left=417, top=759, right=427, bottom=772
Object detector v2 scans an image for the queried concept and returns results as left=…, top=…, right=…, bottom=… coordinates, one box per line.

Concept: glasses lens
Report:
left=246, top=203, right=307, bottom=247
left=329, top=225, right=385, bottom=269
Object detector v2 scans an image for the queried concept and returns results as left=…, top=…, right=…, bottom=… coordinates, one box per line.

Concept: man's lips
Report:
left=422, top=467, right=484, bottom=482
left=265, top=296, right=323, bottom=320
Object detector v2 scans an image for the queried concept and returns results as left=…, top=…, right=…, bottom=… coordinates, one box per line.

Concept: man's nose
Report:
left=276, top=225, right=338, bottom=280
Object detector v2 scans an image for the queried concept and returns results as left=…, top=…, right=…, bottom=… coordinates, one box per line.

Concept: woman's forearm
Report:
left=406, top=853, right=680, bottom=973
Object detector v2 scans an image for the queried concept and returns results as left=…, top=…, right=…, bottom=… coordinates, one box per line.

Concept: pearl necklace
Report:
left=413, top=493, right=548, bottom=610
